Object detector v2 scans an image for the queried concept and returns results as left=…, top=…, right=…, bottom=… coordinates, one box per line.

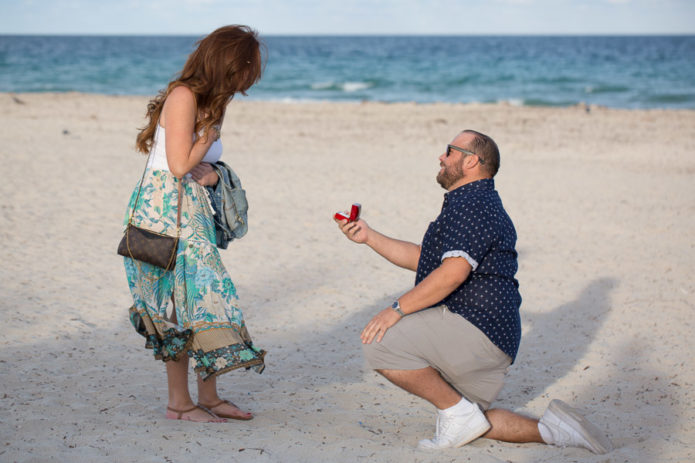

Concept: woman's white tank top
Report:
left=146, top=124, right=222, bottom=171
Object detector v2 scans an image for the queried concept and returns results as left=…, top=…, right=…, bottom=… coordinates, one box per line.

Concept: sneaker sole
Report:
left=548, top=400, right=613, bottom=454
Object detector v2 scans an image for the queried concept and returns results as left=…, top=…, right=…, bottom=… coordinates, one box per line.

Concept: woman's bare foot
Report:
left=198, top=399, right=253, bottom=420
left=166, top=405, right=227, bottom=422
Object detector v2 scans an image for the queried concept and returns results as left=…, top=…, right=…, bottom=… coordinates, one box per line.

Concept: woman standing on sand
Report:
left=122, top=25, right=266, bottom=422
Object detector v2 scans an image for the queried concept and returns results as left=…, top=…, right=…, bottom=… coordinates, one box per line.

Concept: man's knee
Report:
left=361, top=340, right=382, bottom=369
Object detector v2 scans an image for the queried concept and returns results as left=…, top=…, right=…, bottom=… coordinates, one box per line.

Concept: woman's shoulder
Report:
left=161, top=85, right=197, bottom=127
left=167, top=85, right=196, bottom=105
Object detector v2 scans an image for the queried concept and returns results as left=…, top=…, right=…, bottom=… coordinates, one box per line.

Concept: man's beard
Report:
left=436, top=161, right=464, bottom=189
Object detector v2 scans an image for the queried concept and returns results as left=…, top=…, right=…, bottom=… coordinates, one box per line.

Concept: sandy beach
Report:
left=1, top=92, right=694, bottom=462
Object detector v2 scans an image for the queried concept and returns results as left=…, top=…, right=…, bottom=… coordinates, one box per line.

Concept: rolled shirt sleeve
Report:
left=439, top=202, right=495, bottom=272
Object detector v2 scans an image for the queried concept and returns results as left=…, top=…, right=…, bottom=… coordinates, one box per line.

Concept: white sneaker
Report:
left=417, top=403, right=490, bottom=450
left=539, top=399, right=613, bottom=454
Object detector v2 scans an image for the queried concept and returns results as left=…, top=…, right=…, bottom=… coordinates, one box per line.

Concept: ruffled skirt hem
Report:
left=129, top=306, right=266, bottom=379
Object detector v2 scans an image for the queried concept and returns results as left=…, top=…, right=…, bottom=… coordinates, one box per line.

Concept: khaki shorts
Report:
left=363, top=305, right=511, bottom=410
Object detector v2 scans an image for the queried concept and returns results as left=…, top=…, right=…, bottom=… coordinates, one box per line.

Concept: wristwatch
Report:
left=391, top=300, right=405, bottom=317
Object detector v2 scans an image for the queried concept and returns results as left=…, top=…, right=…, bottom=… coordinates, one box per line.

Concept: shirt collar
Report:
left=444, top=178, right=495, bottom=201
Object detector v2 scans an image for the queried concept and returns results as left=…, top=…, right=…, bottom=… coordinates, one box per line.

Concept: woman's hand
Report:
left=190, top=162, right=219, bottom=186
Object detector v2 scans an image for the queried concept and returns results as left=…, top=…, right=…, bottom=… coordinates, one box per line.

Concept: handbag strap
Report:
left=125, top=148, right=184, bottom=282
left=129, top=145, right=183, bottom=235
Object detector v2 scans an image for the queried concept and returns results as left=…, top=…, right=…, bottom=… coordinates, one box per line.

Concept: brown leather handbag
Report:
left=117, top=158, right=182, bottom=271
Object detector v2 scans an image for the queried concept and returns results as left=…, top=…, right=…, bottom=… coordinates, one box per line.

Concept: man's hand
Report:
left=190, top=162, right=219, bottom=186
left=335, top=218, right=370, bottom=244
left=361, top=307, right=402, bottom=344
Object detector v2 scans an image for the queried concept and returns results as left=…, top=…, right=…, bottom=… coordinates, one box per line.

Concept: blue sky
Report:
left=1, top=0, right=693, bottom=35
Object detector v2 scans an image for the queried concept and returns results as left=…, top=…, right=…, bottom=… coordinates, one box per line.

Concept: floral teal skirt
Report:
left=123, top=169, right=265, bottom=379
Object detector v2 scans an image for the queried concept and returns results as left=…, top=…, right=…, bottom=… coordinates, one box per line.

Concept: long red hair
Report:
left=136, top=25, right=264, bottom=154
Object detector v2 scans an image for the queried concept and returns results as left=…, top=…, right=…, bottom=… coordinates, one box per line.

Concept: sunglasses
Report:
left=446, top=144, right=485, bottom=164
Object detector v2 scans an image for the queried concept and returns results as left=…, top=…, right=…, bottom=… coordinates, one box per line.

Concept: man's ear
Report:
left=463, top=154, right=479, bottom=170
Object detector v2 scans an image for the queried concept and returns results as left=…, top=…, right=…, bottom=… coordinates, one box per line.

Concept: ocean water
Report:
left=1, top=35, right=694, bottom=109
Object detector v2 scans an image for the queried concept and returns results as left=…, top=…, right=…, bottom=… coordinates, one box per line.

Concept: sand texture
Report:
left=1, top=93, right=694, bottom=462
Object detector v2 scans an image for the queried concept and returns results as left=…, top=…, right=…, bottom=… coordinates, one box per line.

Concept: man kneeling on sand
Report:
left=334, top=129, right=613, bottom=453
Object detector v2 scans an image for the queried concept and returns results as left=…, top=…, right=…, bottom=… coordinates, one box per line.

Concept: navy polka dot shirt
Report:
left=415, top=178, right=522, bottom=361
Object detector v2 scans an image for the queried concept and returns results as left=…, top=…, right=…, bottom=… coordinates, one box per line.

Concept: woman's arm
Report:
left=161, top=85, right=218, bottom=178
